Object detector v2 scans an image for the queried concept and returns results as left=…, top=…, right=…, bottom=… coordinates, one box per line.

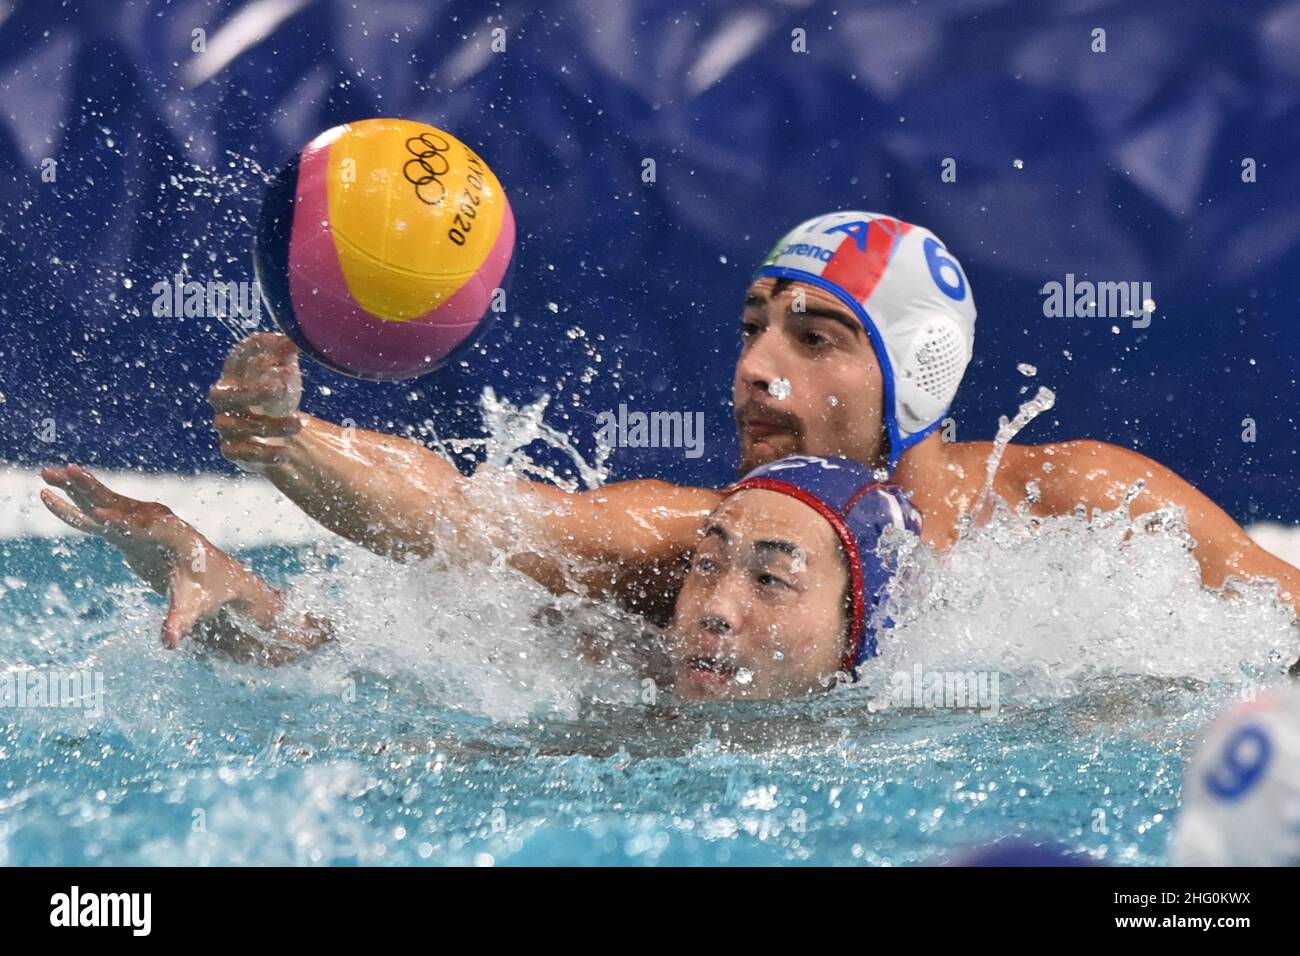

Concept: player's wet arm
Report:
left=269, top=419, right=719, bottom=602
left=504, top=477, right=721, bottom=606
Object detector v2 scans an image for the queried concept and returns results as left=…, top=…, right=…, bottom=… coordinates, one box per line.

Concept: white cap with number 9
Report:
left=1172, top=686, right=1300, bottom=865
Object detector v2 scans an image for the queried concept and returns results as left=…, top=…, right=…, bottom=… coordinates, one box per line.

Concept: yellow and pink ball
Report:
left=254, top=118, right=515, bottom=380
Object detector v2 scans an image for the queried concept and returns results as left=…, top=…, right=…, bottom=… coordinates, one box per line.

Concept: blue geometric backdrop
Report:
left=1, top=0, right=1297, bottom=522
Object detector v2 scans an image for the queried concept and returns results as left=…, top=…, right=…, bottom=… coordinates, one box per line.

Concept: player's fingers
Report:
left=65, top=463, right=135, bottom=512
left=208, top=379, right=292, bottom=411
left=243, top=363, right=299, bottom=393
left=244, top=341, right=296, bottom=379
left=90, top=505, right=138, bottom=536
left=219, top=438, right=290, bottom=468
left=39, top=489, right=105, bottom=535
left=161, top=574, right=208, bottom=649
left=43, top=464, right=125, bottom=517
left=220, top=334, right=264, bottom=379
left=221, top=332, right=288, bottom=379
left=260, top=334, right=299, bottom=369
left=212, top=411, right=301, bottom=441
left=40, top=465, right=74, bottom=492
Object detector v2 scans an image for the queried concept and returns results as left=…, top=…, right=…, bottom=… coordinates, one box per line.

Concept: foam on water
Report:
left=276, top=546, right=647, bottom=724
left=862, top=503, right=1295, bottom=705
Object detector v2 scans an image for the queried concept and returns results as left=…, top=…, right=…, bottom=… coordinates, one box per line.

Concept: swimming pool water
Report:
left=0, top=534, right=1247, bottom=866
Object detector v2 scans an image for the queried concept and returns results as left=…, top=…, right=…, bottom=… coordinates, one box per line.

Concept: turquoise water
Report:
left=0, top=534, right=1253, bottom=866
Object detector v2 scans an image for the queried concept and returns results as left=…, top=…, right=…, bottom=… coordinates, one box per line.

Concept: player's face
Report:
left=667, top=489, right=850, bottom=701
left=734, top=278, right=887, bottom=475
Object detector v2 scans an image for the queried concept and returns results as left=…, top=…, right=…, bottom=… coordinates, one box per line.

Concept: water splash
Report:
left=861, top=386, right=1296, bottom=711
left=967, top=385, right=1057, bottom=528
left=477, top=387, right=613, bottom=491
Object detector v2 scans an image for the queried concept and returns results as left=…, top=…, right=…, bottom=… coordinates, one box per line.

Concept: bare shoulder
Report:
left=1014, top=438, right=1159, bottom=471
left=920, top=439, right=1300, bottom=600
left=925, top=439, right=1156, bottom=512
left=1009, top=438, right=1204, bottom=514
left=888, top=438, right=1167, bottom=549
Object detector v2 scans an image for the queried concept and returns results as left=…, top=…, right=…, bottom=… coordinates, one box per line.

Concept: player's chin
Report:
left=738, top=433, right=799, bottom=473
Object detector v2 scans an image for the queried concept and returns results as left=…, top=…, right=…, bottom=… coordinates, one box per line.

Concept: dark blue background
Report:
left=1, top=0, right=1297, bottom=522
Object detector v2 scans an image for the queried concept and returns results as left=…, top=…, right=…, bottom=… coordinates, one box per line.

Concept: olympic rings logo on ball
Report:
left=402, top=132, right=452, bottom=206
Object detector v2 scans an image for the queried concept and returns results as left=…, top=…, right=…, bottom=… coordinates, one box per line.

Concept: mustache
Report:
left=733, top=398, right=802, bottom=433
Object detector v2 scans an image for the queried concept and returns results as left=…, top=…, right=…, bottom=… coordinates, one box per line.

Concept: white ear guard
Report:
left=894, top=314, right=970, bottom=435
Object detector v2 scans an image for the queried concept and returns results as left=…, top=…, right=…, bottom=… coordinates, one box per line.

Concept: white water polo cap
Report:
left=1172, top=686, right=1300, bottom=866
left=752, top=212, right=977, bottom=473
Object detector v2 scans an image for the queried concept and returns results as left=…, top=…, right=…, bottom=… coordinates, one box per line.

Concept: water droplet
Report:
left=1123, top=478, right=1147, bottom=505
left=735, top=668, right=754, bottom=686
left=1016, top=363, right=1037, bottom=377
left=547, top=302, right=559, bottom=314
left=1013, top=158, right=1024, bottom=169
left=768, top=378, right=792, bottom=400
left=827, top=395, right=840, bottom=406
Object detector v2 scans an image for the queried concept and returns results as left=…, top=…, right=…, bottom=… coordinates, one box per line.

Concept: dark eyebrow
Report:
left=743, top=290, right=860, bottom=336
left=793, top=305, right=861, bottom=335
left=703, top=523, right=802, bottom=561
left=754, top=538, right=804, bottom=559
left=702, top=521, right=730, bottom=543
